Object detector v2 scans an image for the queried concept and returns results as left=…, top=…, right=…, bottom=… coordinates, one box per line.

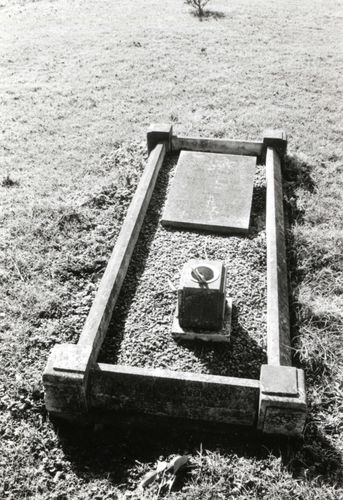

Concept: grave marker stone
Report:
left=172, top=260, right=232, bottom=343
left=161, top=151, right=256, bottom=234
left=178, top=260, right=226, bottom=331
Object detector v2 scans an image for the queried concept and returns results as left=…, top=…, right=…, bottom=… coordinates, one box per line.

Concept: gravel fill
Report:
left=98, top=154, right=267, bottom=379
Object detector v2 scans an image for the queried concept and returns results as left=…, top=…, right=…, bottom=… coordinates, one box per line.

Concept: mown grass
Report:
left=1, top=0, right=342, bottom=498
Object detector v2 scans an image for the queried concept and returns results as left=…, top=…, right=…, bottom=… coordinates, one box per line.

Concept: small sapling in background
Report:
left=185, top=0, right=211, bottom=17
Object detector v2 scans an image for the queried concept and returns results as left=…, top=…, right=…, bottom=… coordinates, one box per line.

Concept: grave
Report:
left=42, top=125, right=307, bottom=437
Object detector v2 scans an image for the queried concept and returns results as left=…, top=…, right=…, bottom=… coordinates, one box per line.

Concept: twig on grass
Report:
left=8, top=253, right=26, bottom=282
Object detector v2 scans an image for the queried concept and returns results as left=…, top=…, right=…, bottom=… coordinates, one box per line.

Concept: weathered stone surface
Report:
left=260, top=365, right=298, bottom=396
left=171, top=135, right=264, bottom=157
left=266, top=147, right=292, bottom=366
left=178, top=260, right=226, bottom=331
left=172, top=298, right=232, bottom=342
left=262, top=407, right=306, bottom=436
left=90, top=363, right=260, bottom=426
left=161, top=151, right=256, bottom=233
left=43, top=344, right=89, bottom=419
left=258, top=365, right=307, bottom=436
left=52, top=344, right=92, bottom=374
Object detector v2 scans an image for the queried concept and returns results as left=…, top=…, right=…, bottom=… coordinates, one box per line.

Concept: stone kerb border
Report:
left=43, top=125, right=307, bottom=436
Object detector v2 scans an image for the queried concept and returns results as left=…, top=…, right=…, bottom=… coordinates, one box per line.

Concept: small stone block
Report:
left=263, top=129, right=288, bottom=158
left=258, top=365, right=307, bottom=436
left=178, top=260, right=226, bottom=331
left=172, top=298, right=232, bottom=342
left=162, top=151, right=256, bottom=233
left=260, top=365, right=298, bottom=397
left=147, top=123, right=173, bottom=154
left=43, top=344, right=89, bottom=418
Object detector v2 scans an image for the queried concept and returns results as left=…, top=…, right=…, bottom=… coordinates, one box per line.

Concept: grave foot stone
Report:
left=258, top=365, right=307, bottom=436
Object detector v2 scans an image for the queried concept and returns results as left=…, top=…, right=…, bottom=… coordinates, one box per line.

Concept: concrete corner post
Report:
left=263, top=128, right=288, bottom=159
left=43, top=344, right=92, bottom=422
left=147, top=123, right=173, bottom=154
left=258, top=365, right=306, bottom=436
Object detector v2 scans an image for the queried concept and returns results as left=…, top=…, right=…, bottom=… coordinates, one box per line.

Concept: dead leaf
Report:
left=168, top=455, right=189, bottom=474
left=139, top=460, right=168, bottom=489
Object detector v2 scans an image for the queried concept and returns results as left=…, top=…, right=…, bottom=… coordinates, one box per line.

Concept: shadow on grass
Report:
left=282, top=153, right=343, bottom=486
left=283, top=154, right=319, bottom=359
left=191, top=9, right=226, bottom=21
left=54, top=415, right=343, bottom=489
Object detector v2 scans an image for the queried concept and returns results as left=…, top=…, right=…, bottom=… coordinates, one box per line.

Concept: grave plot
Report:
left=98, top=156, right=267, bottom=379
left=43, top=126, right=307, bottom=436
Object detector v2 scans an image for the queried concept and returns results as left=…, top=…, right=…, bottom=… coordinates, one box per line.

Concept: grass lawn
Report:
left=1, top=0, right=342, bottom=498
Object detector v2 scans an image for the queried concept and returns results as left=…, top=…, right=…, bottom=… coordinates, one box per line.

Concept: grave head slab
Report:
left=161, top=151, right=256, bottom=233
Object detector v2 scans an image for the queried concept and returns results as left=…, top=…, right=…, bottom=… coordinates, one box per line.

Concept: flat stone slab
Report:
left=172, top=298, right=232, bottom=342
left=161, top=151, right=256, bottom=233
